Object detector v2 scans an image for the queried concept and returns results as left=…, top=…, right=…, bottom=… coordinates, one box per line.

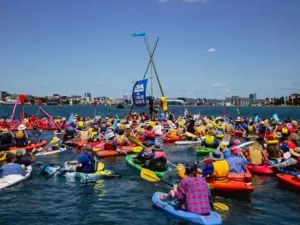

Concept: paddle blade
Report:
left=19, top=94, right=25, bottom=106
left=140, top=168, right=161, bottom=182
left=128, top=134, right=144, bottom=147
left=213, top=202, right=229, bottom=211
left=132, top=146, right=143, bottom=153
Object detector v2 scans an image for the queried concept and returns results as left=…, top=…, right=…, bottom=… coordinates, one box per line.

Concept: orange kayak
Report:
left=277, top=174, right=300, bottom=188
left=228, top=169, right=252, bottom=183
left=96, top=146, right=133, bottom=158
left=207, top=180, right=254, bottom=192
left=163, top=136, right=186, bottom=143
left=10, top=140, right=47, bottom=151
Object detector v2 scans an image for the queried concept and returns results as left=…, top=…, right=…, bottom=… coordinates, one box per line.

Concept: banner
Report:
left=132, top=79, right=148, bottom=107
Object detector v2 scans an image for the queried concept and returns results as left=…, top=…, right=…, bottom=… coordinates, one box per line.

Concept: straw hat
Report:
left=153, top=143, right=163, bottom=151
left=15, top=149, right=26, bottom=157
left=18, top=124, right=26, bottom=131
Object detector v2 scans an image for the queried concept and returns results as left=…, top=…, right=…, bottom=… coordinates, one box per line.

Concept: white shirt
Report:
left=153, top=125, right=163, bottom=136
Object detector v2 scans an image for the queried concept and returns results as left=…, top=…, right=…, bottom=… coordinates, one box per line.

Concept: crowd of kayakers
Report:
left=1, top=111, right=300, bottom=222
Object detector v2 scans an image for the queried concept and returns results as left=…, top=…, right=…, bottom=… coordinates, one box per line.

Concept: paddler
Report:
left=89, top=126, right=100, bottom=142
left=147, top=143, right=167, bottom=172
left=160, top=161, right=211, bottom=216
left=133, top=143, right=153, bottom=165
left=116, top=129, right=129, bottom=146
left=225, top=148, right=247, bottom=174
left=201, top=130, right=219, bottom=148
left=28, top=125, right=42, bottom=144
left=14, top=124, right=29, bottom=147
left=167, top=124, right=179, bottom=138
left=0, top=128, right=15, bottom=150
left=0, top=152, right=26, bottom=177
left=64, top=145, right=95, bottom=173
left=77, top=118, right=84, bottom=131
left=194, top=121, right=205, bottom=137
left=100, top=120, right=108, bottom=135
left=244, top=141, right=266, bottom=165
left=202, top=149, right=230, bottom=182
left=214, top=122, right=225, bottom=140
left=103, top=130, right=118, bottom=150
left=64, top=122, right=77, bottom=141
left=14, top=149, right=35, bottom=167
left=153, top=122, right=163, bottom=136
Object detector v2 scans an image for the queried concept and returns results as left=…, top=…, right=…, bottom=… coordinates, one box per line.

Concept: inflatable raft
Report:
left=126, top=155, right=172, bottom=178
left=152, top=192, right=222, bottom=225
left=0, top=165, right=32, bottom=190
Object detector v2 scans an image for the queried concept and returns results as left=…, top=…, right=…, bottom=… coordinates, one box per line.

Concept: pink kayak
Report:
left=246, top=164, right=273, bottom=175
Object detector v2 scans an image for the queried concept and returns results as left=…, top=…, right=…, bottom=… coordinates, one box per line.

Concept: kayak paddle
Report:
left=140, top=168, right=229, bottom=212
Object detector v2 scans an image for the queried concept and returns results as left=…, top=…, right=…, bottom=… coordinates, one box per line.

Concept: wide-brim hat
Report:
left=18, top=124, right=26, bottom=131
left=82, top=144, right=92, bottom=151
left=209, top=149, right=224, bottom=161
left=153, top=143, right=163, bottom=151
left=15, top=149, right=26, bottom=157
left=275, top=132, right=282, bottom=139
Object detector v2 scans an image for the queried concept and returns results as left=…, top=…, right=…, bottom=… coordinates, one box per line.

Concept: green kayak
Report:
left=125, top=155, right=172, bottom=178
left=195, top=147, right=215, bottom=156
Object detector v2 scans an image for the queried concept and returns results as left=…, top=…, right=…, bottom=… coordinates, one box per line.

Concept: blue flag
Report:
left=68, top=113, right=74, bottom=124
left=272, top=113, right=280, bottom=123
left=253, top=113, right=258, bottom=124
left=132, top=79, right=148, bottom=107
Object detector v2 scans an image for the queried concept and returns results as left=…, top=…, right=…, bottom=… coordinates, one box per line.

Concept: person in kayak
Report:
left=244, top=141, right=266, bottom=165
left=14, top=149, right=35, bottom=167
left=100, top=120, right=108, bottom=135
left=0, top=128, right=15, bottom=150
left=194, top=121, right=205, bottom=137
left=215, top=122, right=225, bottom=140
left=28, top=125, right=42, bottom=144
left=153, top=122, right=163, bottom=136
left=201, top=130, right=219, bottom=148
left=14, top=124, right=29, bottom=147
left=167, top=124, right=179, bottom=138
left=104, top=130, right=118, bottom=150
left=225, top=149, right=247, bottom=174
left=160, top=161, right=211, bottom=216
left=64, top=123, right=77, bottom=141
left=134, top=143, right=153, bottom=165
left=143, top=124, right=156, bottom=143
left=147, top=143, right=167, bottom=172
left=65, top=145, right=95, bottom=173
left=89, top=126, right=100, bottom=142
left=0, top=153, right=26, bottom=177
left=202, top=149, right=230, bottom=182
left=77, top=118, right=84, bottom=131
left=116, top=129, right=129, bottom=146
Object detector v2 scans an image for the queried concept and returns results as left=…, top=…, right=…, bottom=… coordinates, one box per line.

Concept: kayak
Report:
left=125, top=155, right=172, bottom=178
left=35, top=147, right=67, bottom=156
left=40, top=162, right=119, bottom=182
left=246, top=164, right=273, bottom=175
left=277, top=174, right=300, bottom=188
left=195, top=147, right=215, bottom=156
left=175, top=140, right=202, bottom=145
left=207, top=180, right=254, bottom=192
left=10, top=140, right=47, bottom=151
left=0, top=165, right=32, bottom=190
left=228, top=169, right=252, bottom=183
left=152, top=192, right=222, bottom=225
left=95, top=146, right=133, bottom=158
left=163, top=136, right=186, bottom=143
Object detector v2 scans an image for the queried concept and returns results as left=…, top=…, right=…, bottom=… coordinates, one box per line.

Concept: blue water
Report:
left=1, top=105, right=300, bottom=225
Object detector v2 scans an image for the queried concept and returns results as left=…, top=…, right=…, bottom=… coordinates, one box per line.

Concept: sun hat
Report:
left=275, top=132, right=282, bottom=139
left=18, top=124, right=26, bottom=131
left=82, top=144, right=92, bottom=151
left=153, top=143, right=163, bottom=151
left=209, top=149, right=224, bottom=161
left=234, top=139, right=241, bottom=145
left=105, top=131, right=115, bottom=140
left=15, top=149, right=26, bottom=157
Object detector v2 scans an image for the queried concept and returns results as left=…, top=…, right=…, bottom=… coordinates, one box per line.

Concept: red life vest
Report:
left=163, top=121, right=169, bottom=127
left=144, top=129, right=155, bottom=138
left=154, top=151, right=167, bottom=159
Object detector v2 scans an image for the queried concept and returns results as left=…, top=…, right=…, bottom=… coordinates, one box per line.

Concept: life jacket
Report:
left=211, top=160, right=229, bottom=181
left=163, top=121, right=169, bottom=127
left=78, top=121, right=84, bottom=129
left=144, top=130, right=155, bottom=138
left=248, top=146, right=263, bottom=165
left=117, top=134, right=125, bottom=145
left=153, top=150, right=167, bottom=160
left=205, top=135, right=215, bottom=145
left=248, top=125, right=254, bottom=132
left=100, top=126, right=108, bottom=134
left=169, top=129, right=177, bottom=137
left=89, top=131, right=99, bottom=142
left=15, top=130, right=25, bottom=140
left=281, top=127, right=289, bottom=135
left=177, top=127, right=185, bottom=135
left=225, top=124, right=233, bottom=133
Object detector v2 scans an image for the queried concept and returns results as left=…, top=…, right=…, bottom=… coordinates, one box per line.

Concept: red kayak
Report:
left=207, top=180, right=254, bottom=192
left=246, top=164, right=273, bottom=175
left=163, top=136, right=186, bottom=143
left=95, top=146, right=133, bottom=158
left=277, top=174, right=300, bottom=188
left=228, top=169, right=252, bottom=183
left=10, top=140, right=47, bottom=151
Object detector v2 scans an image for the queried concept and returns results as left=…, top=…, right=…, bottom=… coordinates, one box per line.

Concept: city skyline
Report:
left=1, top=0, right=299, bottom=98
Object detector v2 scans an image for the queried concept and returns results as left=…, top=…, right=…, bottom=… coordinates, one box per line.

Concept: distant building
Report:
left=53, top=94, right=61, bottom=99
left=231, top=96, right=241, bottom=105
left=71, top=95, right=82, bottom=101
left=0, top=91, right=8, bottom=101
left=84, top=93, right=92, bottom=102
left=249, top=93, right=257, bottom=103
left=94, top=96, right=109, bottom=104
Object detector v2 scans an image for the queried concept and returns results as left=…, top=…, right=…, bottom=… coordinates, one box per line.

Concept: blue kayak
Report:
left=152, top=192, right=222, bottom=225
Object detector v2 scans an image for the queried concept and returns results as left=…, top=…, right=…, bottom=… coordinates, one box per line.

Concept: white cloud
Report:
left=225, top=88, right=231, bottom=92
left=208, top=48, right=216, bottom=53
left=211, top=82, right=228, bottom=87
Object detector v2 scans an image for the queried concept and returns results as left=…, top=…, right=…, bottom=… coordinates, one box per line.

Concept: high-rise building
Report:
left=231, top=96, right=240, bottom=105
left=84, top=93, right=91, bottom=98
left=249, top=93, right=257, bottom=103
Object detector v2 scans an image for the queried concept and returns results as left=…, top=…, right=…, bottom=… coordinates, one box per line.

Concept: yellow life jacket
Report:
left=117, top=134, right=125, bottom=145
left=225, top=124, right=233, bottom=133
left=195, top=127, right=202, bottom=134
left=282, top=127, right=288, bottom=135
left=137, top=128, right=145, bottom=136
left=90, top=131, right=98, bottom=142
left=15, top=130, right=25, bottom=139
left=178, top=120, right=184, bottom=127
left=212, top=160, right=229, bottom=180
left=205, top=135, right=215, bottom=145
left=248, top=125, right=254, bottom=132
left=78, top=121, right=84, bottom=128
left=178, top=127, right=184, bottom=135
left=169, top=129, right=178, bottom=137
left=50, top=139, right=60, bottom=147
left=248, top=146, right=263, bottom=165
left=149, top=121, right=156, bottom=127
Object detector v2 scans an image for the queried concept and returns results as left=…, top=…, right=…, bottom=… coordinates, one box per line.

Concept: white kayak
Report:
left=0, top=165, right=32, bottom=190
left=175, top=140, right=202, bottom=145
left=35, top=147, right=67, bottom=156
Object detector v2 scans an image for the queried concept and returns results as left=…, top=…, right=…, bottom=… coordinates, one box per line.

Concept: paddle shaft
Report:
left=47, top=151, right=80, bottom=178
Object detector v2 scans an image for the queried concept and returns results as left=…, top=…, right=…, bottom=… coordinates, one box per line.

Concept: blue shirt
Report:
left=226, top=156, right=246, bottom=174
left=202, top=163, right=214, bottom=177
left=78, top=153, right=94, bottom=173
left=0, top=163, right=26, bottom=177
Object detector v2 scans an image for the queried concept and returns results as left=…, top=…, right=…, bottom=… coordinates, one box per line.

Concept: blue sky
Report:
left=0, top=0, right=299, bottom=99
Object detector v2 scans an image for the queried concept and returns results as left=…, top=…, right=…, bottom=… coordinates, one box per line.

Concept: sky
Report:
left=0, top=0, right=300, bottom=100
